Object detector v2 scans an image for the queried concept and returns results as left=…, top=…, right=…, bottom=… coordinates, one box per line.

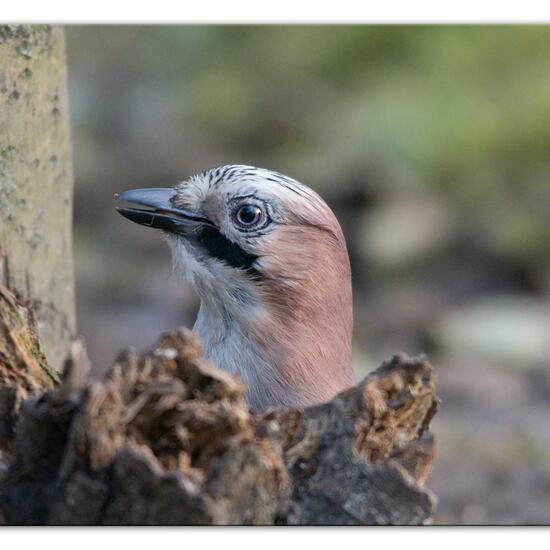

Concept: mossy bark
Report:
left=0, top=25, right=75, bottom=373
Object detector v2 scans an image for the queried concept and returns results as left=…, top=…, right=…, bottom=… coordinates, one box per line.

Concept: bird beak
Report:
left=115, top=188, right=214, bottom=232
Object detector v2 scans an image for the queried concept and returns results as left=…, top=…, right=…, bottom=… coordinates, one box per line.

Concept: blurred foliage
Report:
left=69, top=26, right=550, bottom=267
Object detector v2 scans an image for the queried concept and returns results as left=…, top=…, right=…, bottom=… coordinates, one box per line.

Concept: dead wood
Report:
left=0, top=296, right=438, bottom=525
left=0, top=284, right=59, bottom=469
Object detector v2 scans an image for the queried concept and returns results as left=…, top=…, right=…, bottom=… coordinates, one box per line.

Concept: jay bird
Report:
left=116, top=165, right=355, bottom=412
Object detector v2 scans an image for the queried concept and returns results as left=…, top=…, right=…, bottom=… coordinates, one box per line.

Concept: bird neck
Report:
left=193, top=299, right=301, bottom=411
left=192, top=259, right=355, bottom=412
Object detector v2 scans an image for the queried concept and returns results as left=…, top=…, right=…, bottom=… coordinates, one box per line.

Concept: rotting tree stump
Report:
left=0, top=284, right=438, bottom=525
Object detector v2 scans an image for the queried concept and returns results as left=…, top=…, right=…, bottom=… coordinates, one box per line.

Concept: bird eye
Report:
left=234, top=204, right=264, bottom=228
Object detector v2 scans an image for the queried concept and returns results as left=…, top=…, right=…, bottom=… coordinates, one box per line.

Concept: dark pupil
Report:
left=238, top=205, right=260, bottom=225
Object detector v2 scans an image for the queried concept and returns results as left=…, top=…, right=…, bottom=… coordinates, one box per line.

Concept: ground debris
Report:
left=0, top=323, right=438, bottom=524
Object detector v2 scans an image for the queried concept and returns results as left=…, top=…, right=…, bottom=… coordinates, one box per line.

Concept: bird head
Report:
left=116, top=165, right=354, bottom=410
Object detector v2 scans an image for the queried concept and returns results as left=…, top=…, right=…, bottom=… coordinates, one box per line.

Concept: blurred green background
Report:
left=66, top=26, right=550, bottom=524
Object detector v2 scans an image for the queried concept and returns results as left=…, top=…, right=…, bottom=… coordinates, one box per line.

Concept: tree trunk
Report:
left=0, top=25, right=75, bottom=374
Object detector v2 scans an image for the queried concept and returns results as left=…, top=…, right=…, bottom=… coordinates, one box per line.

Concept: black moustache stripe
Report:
left=198, top=227, right=261, bottom=279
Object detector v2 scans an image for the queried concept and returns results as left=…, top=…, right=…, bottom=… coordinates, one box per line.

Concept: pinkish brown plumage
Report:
left=115, top=165, right=355, bottom=411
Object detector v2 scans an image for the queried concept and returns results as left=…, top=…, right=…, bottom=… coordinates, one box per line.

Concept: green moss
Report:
left=0, top=24, right=53, bottom=57
left=0, top=145, right=16, bottom=159
left=17, top=40, right=33, bottom=59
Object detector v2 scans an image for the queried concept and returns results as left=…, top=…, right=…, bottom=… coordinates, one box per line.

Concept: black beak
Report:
left=115, top=188, right=214, bottom=233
